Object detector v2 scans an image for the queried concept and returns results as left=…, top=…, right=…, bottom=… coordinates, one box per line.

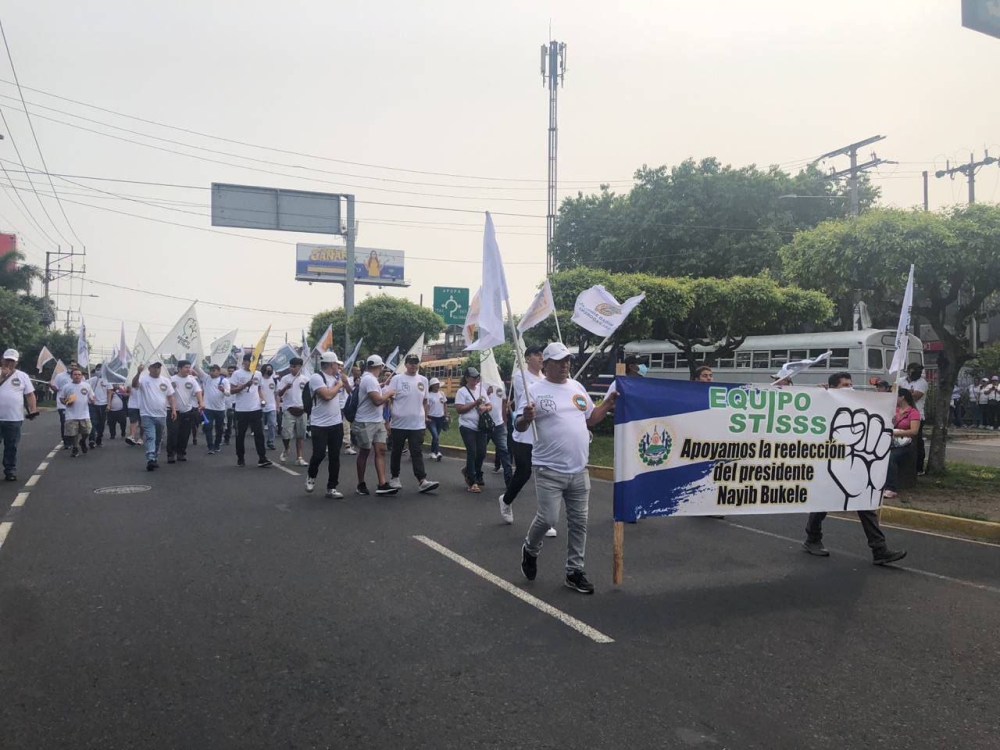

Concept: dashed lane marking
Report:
left=12, top=493, right=28, bottom=508
left=273, top=464, right=300, bottom=477
left=0, top=522, right=11, bottom=550
left=37, top=462, right=48, bottom=471
left=24, top=475, right=40, bottom=487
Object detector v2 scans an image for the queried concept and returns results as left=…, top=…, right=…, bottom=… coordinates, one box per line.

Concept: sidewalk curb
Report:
left=440, top=445, right=1000, bottom=539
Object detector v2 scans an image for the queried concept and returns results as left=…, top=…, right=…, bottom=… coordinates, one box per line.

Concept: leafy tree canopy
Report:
left=347, top=296, right=445, bottom=360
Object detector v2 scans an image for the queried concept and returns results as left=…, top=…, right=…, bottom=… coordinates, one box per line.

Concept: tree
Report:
left=551, top=158, right=877, bottom=278
left=970, top=342, right=1000, bottom=377
left=347, top=296, right=445, bottom=359
left=461, top=343, right=517, bottom=382
left=308, top=308, right=349, bottom=353
left=0, top=288, right=44, bottom=352
left=0, top=248, right=39, bottom=294
left=19, top=330, right=79, bottom=377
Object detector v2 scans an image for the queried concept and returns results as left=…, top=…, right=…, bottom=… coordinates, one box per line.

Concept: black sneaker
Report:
left=237, top=459, right=246, bottom=467
left=88, top=442, right=96, bottom=449
left=177, top=455, right=187, bottom=462
left=873, top=548, right=907, bottom=566
left=167, top=456, right=176, bottom=464
left=3, top=474, right=16, bottom=482
left=146, top=461, right=156, bottom=471
left=356, top=483, right=370, bottom=496
left=71, top=448, right=79, bottom=458
left=375, top=483, right=399, bottom=495
left=565, top=570, right=595, bottom=595
left=520, top=545, right=537, bottom=581
left=257, top=458, right=273, bottom=468
left=80, top=443, right=88, bottom=455
left=802, top=540, right=830, bottom=557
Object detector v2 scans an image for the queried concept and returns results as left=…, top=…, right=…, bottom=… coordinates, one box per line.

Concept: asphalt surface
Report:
left=0, top=413, right=998, bottom=750
left=936, top=434, right=1000, bottom=467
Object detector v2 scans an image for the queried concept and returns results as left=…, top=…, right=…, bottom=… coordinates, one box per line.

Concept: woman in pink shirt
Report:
left=884, top=387, right=921, bottom=499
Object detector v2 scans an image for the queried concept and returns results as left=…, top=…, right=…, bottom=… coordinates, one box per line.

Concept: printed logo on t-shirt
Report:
left=417, top=382, right=425, bottom=392
left=398, top=381, right=411, bottom=395
left=11, top=377, right=20, bottom=386
left=572, top=394, right=588, bottom=412
left=538, top=394, right=556, bottom=413
left=159, top=383, right=168, bottom=392
left=298, top=380, right=306, bottom=389
left=185, top=382, right=194, bottom=390
left=81, top=387, right=89, bottom=395
left=268, top=382, right=275, bottom=390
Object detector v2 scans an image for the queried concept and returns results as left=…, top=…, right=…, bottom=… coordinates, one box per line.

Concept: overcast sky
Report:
left=3, top=0, right=999, bottom=356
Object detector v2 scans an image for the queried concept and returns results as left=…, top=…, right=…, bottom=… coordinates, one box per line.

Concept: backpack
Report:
left=302, top=380, right=314, bottom=416
left=342, top=379, right=360, bottom=423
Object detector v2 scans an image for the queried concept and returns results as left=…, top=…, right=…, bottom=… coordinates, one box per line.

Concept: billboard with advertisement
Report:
left=295, top=244, right=406, bottom=286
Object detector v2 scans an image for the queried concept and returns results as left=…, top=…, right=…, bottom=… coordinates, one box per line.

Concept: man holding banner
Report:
left=516, top=342, right=617, bottom=595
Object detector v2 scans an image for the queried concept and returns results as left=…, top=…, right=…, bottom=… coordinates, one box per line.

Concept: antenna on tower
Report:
left=540, top=38, right=567, bottom=276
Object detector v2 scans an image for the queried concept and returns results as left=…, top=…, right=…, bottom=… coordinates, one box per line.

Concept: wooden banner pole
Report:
left=612, top=361, right=627, bottom=585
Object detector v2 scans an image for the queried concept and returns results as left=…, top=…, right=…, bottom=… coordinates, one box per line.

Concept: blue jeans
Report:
left=141, top=415, right=166, bottom=462
left=1, top=420, right=22, bottom=477
left=459, top=425, right=487, bottom=486
left=263, top=410, right=277, bottom=446
left=203, top=408, right=225, bottom=450
left=427, top=415, right=447, bottom=454
left=489, top=422, right=512, bottom=486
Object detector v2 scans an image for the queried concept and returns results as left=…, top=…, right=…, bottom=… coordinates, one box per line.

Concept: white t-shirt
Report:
left=89, top=376, right=110, bottom=406
left=59, top=381, right=93, bottom=420
left=901, top=376, right=929, bottom=419
left=261, top=376, right=277, bottom=412
left=516, top=378, right=594, bottom=474
left=130, top=386, right=143, bottom=412
left=109, top=390, right=125, bottom=412
left=389, top=372, right=429, bottom=430
left=52, top=371, right=71, bottom=411
left=224, top=374, right=237, bottom=409
left=485, top=383, right=505, bottom=426
left=201, top=374, right=230, bottom=411
left=170, top=374, right=203, bottom=412
left=230, top=369, right=263, bottom=412
left=455, top=383, right=488, bottom=431
left=138, top=372, right=175, bottom=418
left=511, top=369, right=544, bottom=446
left=425, top=390, right=447, bottom=419
left=308, top=371, right=343, bottom=427
left=277, top=372, right=309, bottom=410
left=354, top=372, right=384, bottom=423
left=0, top=369, right=33, bottom=422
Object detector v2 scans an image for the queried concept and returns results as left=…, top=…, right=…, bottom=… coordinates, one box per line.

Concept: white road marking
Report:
left=0, top=521, right=11, bottom=549
left=273, top=464, right=299, bottom=477
left=829, top=514, right=1000, bottom=548
left=24, top=475, right=40, bottom=487
left=46, top=451, right=57, bottom=459
left=37, top=462, right=48, bottom=471
left=12, top=493, right=28, bottom=507
left=53, top=441, right=63, bottom=450
left=723, top=522, right=1000, bottom=596
left=413, top=535, right=615, bottom=644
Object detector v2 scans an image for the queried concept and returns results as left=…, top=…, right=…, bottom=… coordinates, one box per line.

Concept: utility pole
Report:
left=44, top=245, right=86, bottom=328
left=935, top=151, right=998, bottom=204
left=814, top=135, right=894, bottom=217
left=922, top=171, right=929, bottom=211
left=540, top=39, right=567, bottom=275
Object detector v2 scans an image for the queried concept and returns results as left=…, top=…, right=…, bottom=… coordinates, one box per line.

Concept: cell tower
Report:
left=541, top=39, right=566, bottom=275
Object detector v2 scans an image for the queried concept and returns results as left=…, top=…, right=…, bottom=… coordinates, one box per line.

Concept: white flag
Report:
left=774, top=351, right=831, bottom=383
left=156, top=303, right=204, bottom=364
left=479, top=348, right=504, bottom=390
left=403, top=334, right=425, bottom=362
left=463, top=288, right=481, bottom=348
left=77, top=317, right=89, bottom=368
left=343, top=338, right=364, bottom=371
left=128, top=324, right=156, bottom=379
left=300, top=329, right=314, bottom=376
left=464, top=213, right=509, bottom=351
left=889, top=265, right=915, bottom=375
left=571, top=285, right=645, bottom=338
left=517, top=279, right=556, bottom=334
left=385, top=346, right=400, bottom=371
left=210, top=329, right=239, bottom=368
left=48, top=359, right=66, bottom=387
left=36, top=346, right=55, bottom=372
left=118, top=321, right=131, bottom=364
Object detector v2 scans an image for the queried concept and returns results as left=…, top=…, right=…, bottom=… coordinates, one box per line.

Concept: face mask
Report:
left=638, top=364, right=648, bottom=376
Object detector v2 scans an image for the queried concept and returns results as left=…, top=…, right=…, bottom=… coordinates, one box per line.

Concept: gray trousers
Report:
left=524, top=466, right=590, bottom=574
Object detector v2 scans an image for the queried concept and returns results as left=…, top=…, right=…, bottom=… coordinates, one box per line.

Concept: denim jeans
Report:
left=88, top=404, right=107, bottom=445
left=141, top=415, right=167, bottom=462
left=203, top=408, right=225, bottom=450
left=524, top=466, right=591, bottom=574
left=1, top=420, right=23, bottom=477
left=489, top=422, right=512, bottom=486
left=427, top=415, right=447, bottom=454
left=263, top=410, right=277, bottom=446
left=459, top=425, right=487, bottom=486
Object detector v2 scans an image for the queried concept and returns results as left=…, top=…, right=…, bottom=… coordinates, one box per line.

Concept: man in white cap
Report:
left=387, top=353, right=440, bottom=493
left=87, top=364, right=111, bottom=449
left=0, top=349, right=39, bottom=481
left=132, top=360, right=177, bottom=471
left=60, top=366, right=96, bottom=458
left=51, top=360, right=76, bottom=449
left=229, top=352, right=272, bottom=468
left=351, top=354, right=398, bottom=496
left=305, top=352, right=351, bottom=498
left=425, top=377, right=448, bottom=460
left=515, top=342, right=617, bottom=595
left=276, top=357, right=309, bottom=465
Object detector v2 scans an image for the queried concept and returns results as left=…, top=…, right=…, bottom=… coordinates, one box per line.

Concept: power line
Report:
left=85, top=279, right=316, bottom=316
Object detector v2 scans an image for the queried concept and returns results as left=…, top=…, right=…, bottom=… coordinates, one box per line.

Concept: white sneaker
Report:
left=279, top=450, right=287, bottom=463
left=499, top=495, right=514, bottom=524
left=435, top=452, right=443, bottom=462
left=305, top=477, right=315, bottom=493
left=346, top=447, right=358, bottom=455
left=545, top=527, right=557, bottom=538
left=389, top=476, right=403, bottom=490
left=418, top=478, right=440, bottom=493
left=295, top=457, right=308, bottom=466
left=326, top=488, right=344, bottom=499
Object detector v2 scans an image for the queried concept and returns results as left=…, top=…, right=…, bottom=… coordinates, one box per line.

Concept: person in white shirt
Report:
left=196, top=363, right=230, bottom=454
left=345, top=364, right=362, bottom=454
left=87, top=365, right=111, bottom=448
left=425, top=377, right=448, bottom=461
left=229, top=353, right=272, bottom=468
left=224, top=364, right=237, bottom=446
left=971, top=378, right=989, bottom=428
left=499, top=344, right=545, bottom=524
left=51, top=361, right=75, bottom=449
left=167, top=360, right=204, bottom=464
left=387, top=354, right=439, bottom=493
left=132, top=360, right=177, bottom=471
left=260, top=363, right=278, bottom=451
left=987, top=376, right=1000, bottom=431
left=106, top=384, right=128, bottom=440
left=351, top=355, right=398, bottom=496
left=60, top=366, right=97, bottom=458
left=455, top=367, right=491, bottom=493
left=1, top=348, right=39, bottom=480
left=484, top=379, right=511, bottom=486
left=276, top=357, right=310, bottom=466
left=126, top=381, right=144, bottom=447
left=515, top=342, right=617, bottom=595
left=305, top=352, right=351, bottom=498
left=899, top=362, right=929, bottom=472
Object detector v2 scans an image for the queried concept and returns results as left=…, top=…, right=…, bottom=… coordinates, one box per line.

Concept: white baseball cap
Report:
left=366, top=355, right=384, bottom=367
left=2, top=348, right=19, bottom=362
left=542, top=342, right=573, bottom=362
left=320, top=352, right=341, bottom=364
left=428, top=377, right=441, bottom=387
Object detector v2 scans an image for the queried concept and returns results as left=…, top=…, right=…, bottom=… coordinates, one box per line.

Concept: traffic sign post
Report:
left=433, top=287, right=470, bottom=326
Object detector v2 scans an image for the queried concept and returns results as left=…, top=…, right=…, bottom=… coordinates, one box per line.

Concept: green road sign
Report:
left=963, top=0, right=1000, bottom=39
left=433, top=286, right=470, bottom=326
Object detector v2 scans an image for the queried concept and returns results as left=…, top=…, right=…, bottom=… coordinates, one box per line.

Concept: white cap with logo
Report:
left=542, top=342, right=573, bottom=362
left=366, top=355, right=384, bottom=367
left=2, top=348, right=19, bottom=362
left=320, top=352, right=342, bottom=364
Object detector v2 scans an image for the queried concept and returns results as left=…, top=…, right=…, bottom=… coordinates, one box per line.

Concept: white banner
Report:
left=517, top=279, right=556, bottom=334
left=127, top=325, right=156, bottom=379
left=209, top=328, right=239, bottom=367
left=156, top=303, right=204, bottom=364
left=889, top=265, right=914, bottom=375
left=571, top=285, right=645, bottom=338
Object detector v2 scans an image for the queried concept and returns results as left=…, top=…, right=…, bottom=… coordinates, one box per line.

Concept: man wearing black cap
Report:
left=132, top=360, right=177, bottom=471
left=387, top=353, right=440, bottom=493
left=455, top=366, right=490, bottom=492
left=499, top=344, right=544, bottom=524
left=166, top=360, right=204, bottom=464
left=229, top=353, right=272, bottom=468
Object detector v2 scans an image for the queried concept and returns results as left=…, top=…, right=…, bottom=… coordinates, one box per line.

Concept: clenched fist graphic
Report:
left=828, top=407, right=892, bottom=510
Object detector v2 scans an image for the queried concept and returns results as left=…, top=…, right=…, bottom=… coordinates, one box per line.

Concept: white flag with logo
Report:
left=385, top=346, right=400, bottom=371
left=571, top=285, right=645, bottom=338
left=118, top=321, right=131, bottom=364
left=889, top=265, right=915, bottom=375
left=48, top=359, right=66, bottom=387
left=36, top=346, right=55, bottom=372
left=156, top=303, right=204, bottom=364
left=77, top=317, right=89, bottom=368
left=464, top=213, right=510, bottom=351
left=479, top=348, right=504, bottom=390
left=517, top=279, right=556, bottom=334
left=403, top=334, right=425, bottom=363
left=209, top=329, right=239, bottom=367
left=128, top=324, right=156, bottom=379
left=343, top=338, right=364, bottom=371
left=463, top=288, right=482, bottom=348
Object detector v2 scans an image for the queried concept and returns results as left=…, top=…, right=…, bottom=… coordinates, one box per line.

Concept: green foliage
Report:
left=970, top=342, right=1000, bottom=376
left=309, top=308, right=348, bottom=352
left=347, top=296, right=445, bottom=359
left=461, top=343, right=516, bottom=382
left=552, top=158, right=877, bottom=278
left=0, top=288, right=44, bottom=354
left=0, top=249, right=39, bottom=294
left=18, top=330, right=79, bottom=377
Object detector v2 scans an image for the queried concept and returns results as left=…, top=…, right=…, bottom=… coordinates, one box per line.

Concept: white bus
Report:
left=623, top=329, right=924, bottom=387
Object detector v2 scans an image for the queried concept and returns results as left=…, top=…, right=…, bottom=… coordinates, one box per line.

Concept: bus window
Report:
left=752, top=351, right=769, bottom=369
left=867, top=348, right=884, bottom=370
left=771, top=350, right=788, bottom=367
left=649, top=353, right=663, bottom=367
left=790, top=349, right=808, bottom=362
left=808, top=349, right=827, bottom=363
left=676, top=355, right=688, bottom=370
left=718, top=355, right=735, bottom=368
left=735, top=352, right=751, bottom=369
left=829, top=348, right=850, bottom=368
left=907, top=351, right=922, bottom=366
left=662, top=353, right=676, bottom=369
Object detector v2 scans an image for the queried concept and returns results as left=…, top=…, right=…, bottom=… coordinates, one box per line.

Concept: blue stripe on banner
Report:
left=614, top=377, right=746, bottom=425
left=613, top=460, right=714, bottom=522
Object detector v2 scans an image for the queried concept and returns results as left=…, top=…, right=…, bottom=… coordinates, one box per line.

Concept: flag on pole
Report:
left=403, top=334, right=425, bottom=362
left=300, top=329, right=314, bottom=375
left=267, top=344, right=299, bottom=373
left=517, top=279, right=556, bottom=334
left=128, top=325, right=156, bottom=379
left=102, top=354, right=130, bottom=384
left=479, top=348, right=504, bottom=390
left=889, top=265, right=915, bottom=375
left=249, top=326, right=271, bottom=372
left=384, top=346, right=400, bottom=372
left=155, top=303, right=204, bottom=365
left=343, top=338, right=364, bottom=371
left=464, top=213, right=510, bottom=351
left=773, top=351, right=832, bottom=383
left=315, top=324, right=334, bottom=353
left=118, top=321, right=131, bottom=364
left=209, top=329, right=239, bottom=368
left=570, top=285, right=646, bottom=338
left=463, top=288, right=481, bottom=347
left=48, top=359, right=66, bottom=387
left=36, top=346, right=55, bottom=372
left=77, top=317, right=89, bottom=368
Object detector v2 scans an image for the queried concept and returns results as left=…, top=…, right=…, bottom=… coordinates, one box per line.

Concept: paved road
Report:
left=937, top=434, right=1000, bottom=467
left=1, top=413, right=998, bottom=749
